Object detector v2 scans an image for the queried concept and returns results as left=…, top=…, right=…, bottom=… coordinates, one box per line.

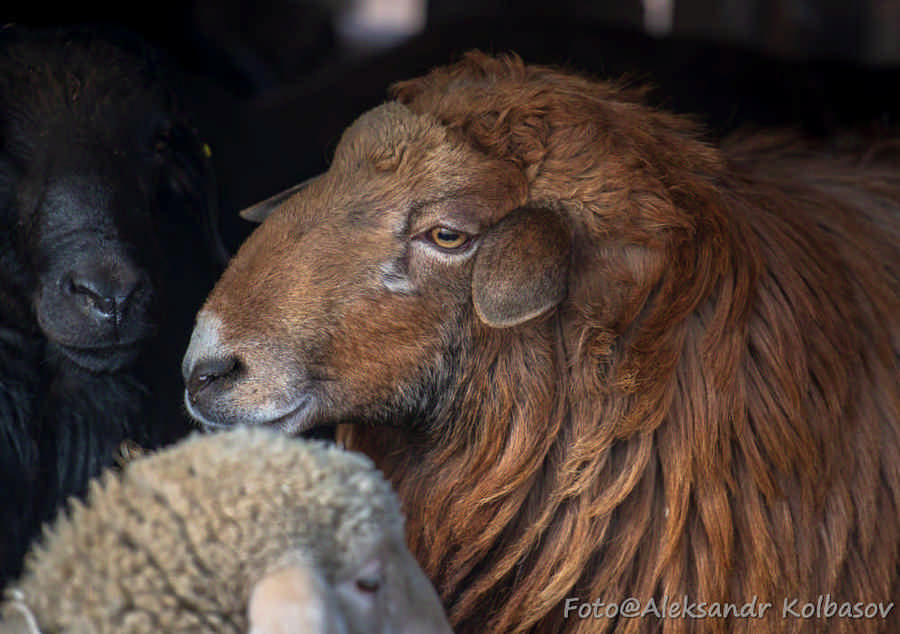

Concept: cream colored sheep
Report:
left=0, top=427, right=451, bottom=634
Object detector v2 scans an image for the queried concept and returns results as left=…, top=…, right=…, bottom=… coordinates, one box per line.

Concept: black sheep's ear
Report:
left=239, top=175, right=323, bottom=223
left=472, top=206, right=570, bottom=328
left=163, top=121, right=230, bottom=267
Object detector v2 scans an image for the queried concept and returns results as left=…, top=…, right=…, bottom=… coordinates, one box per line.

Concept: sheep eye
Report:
left=427, top=226, right=470, bottom=250
left=153, top=129, right=172, bottom=154
left=355, top=576, right=381, bottom=594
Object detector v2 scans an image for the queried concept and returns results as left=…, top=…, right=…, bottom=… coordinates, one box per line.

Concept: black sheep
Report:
left=0, top=25, right=225, bottom=586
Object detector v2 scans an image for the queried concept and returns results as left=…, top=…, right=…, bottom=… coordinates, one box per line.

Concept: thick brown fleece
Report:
left=192, top=52, right=900, bottom=633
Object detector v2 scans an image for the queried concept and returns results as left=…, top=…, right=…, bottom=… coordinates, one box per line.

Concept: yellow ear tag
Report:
left=202, top=143, right=212, bottom=158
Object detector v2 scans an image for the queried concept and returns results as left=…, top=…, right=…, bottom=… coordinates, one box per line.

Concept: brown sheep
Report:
left=181, top=52, right=900, bottom=633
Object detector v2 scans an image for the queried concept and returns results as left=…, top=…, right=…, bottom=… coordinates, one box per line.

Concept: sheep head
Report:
left=183, top=101, right=570, bottom=434
left=0, top=27, right=224, bottom=373
left=0, top=428, right=450, bottom=634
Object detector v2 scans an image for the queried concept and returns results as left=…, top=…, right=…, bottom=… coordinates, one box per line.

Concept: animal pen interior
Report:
left=9, top=0, right=899, bottom=252
left=2, top=1, right=899, bottom=632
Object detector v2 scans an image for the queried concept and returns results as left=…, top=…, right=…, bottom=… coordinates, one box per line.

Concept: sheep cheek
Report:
left=334, top=541, right=452, bottom=634
left=387, top=547, right=453, bottom=634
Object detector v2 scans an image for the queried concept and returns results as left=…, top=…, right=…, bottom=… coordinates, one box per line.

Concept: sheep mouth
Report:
left=260, top=397, right=318, bottom=434
left=187, top=394, right=318, bottom=436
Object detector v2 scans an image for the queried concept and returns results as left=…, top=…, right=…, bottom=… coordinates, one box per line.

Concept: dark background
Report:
left=6, top=0, right=900, bottom=252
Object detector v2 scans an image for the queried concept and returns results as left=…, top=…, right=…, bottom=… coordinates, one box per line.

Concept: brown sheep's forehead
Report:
left=328, top=102, right=525, bottom=221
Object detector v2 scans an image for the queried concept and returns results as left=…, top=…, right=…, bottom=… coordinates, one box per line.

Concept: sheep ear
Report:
left=247, top=560, right=345, bottom=634
left=472, top=206, right=570, bottom=328
left=239, top=175, right=323, bottom=223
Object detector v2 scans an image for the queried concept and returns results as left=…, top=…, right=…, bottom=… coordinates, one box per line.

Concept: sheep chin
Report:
left=47, top=340, right=142, bottom=373
left=260, top=395, right=321, bottom=435
left=184, top=391, right=319, bottom=436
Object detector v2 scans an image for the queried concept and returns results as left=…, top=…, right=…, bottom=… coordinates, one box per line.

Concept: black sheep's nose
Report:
left=185, top=355, right=239, bottom=402
left=65, top=267, right=144, bottom=323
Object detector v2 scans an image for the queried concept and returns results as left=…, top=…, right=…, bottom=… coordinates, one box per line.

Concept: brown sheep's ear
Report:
left=239, top=175, right=323, bottom=223
left=472, top=206, right=570, bottom=328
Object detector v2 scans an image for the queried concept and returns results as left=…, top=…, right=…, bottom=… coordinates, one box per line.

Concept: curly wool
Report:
left=7, top=427, right=402, bottom=633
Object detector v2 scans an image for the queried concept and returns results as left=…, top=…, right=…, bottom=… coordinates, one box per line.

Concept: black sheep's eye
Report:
left=427, top=226, right=470, bottom=250
left=153, top=128, right=171, bottom=154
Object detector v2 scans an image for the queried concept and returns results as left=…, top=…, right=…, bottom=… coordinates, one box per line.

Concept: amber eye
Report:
left=427, top=226, right=470, bottom=250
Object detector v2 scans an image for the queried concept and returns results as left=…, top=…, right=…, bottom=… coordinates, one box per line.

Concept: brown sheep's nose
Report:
left=185, top=355, right=238, bottom=403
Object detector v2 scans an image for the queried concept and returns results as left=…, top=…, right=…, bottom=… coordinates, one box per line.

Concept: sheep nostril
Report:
left=65, top=271, right=141, bottom=322
left=186, top=356, right=239, bottom=401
